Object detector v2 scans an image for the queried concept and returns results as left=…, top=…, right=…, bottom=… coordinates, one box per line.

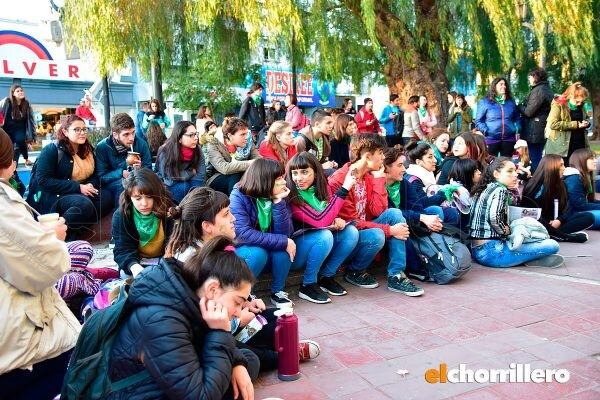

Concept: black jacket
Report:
left=238, top=96, right=266, bottom=132
left=111, top=208, right=174, bottom=275
left=27, top=141, right=99, bottom=214
left=519, top=80, right=554, bottom=144
left=108, top=258, right=248, bottom=400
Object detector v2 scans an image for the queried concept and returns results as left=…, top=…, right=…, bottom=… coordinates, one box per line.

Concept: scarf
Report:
left=252, top=95, right=262, bottom=106
left=112, top=136, right=129, bottom=155
left=72, top=152, right=96, bottom=182
left=133, top=207, right=160, bottom=247
left=386, top=181, right=401, bottom=208
left=314, top=136, right=324, bottom=160
left=495, top=95, right=505, bottom=105
left=181, top=146, right=195, bottom=161
left=432, top=145, right=444, bottom=166
left=298, top=186, right=327, bottom=211
left=567, top=99, right=579, bottom=111
left=405, top=163, right=437, bottom=189
left=418, top=107, right=427, bottom=118
left=255, top=198, right=273, bottom=232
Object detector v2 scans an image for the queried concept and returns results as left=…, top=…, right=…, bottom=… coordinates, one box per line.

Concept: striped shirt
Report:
left=469, top=182, right=510, bottom=240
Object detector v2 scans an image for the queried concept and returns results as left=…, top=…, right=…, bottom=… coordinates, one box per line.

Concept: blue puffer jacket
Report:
left=108, top=258, right=249, bottom=400
left=230, top=186, right=293, bottom=251
left=95, top=136, right=152, bottom=186
left=563, top=167, right=600, bottom=213
left=475, top=97, right=521, bottom=142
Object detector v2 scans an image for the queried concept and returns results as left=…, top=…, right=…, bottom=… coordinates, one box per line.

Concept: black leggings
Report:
left=236, top=308, right=278, bottom=372
left=542, top=212, right=594, bottom=241
left=487, top=140, right=515, bottom=158
left=13, top=140, right=28, bottom=161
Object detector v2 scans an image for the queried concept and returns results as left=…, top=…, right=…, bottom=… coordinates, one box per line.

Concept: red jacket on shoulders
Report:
left=258, top=141, right=298, bottom=164
left=328, top=162, right=391, bottom=237
left=355, top=106, right=380, bottom=134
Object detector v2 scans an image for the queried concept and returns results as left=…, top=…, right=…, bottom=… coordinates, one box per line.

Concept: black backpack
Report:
left=410, top=224, right=472, bottom=284
left=61, top=294, right=150, bottom=399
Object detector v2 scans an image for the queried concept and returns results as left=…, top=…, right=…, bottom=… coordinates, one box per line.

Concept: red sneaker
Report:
left=86, top=267, right=119, bottom=281
left=298, top=340, right=320, bottom=361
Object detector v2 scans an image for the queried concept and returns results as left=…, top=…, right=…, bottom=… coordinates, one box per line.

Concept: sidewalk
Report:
left=254, top=233, right=600, bottom=400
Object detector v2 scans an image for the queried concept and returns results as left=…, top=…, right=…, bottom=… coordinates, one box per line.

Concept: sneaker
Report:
left=270, top=291, right=294, bottom=308
left=299, top=339, right=320, bottom=361
left=318, top=276, right=347, bottom=296
left=299, top=283, right=331, bottom=304
left=571, top=232, right=589, bottom=243
left=387, top=274, right=424, bottom=297
left=344, top=270, right=379, bottom=289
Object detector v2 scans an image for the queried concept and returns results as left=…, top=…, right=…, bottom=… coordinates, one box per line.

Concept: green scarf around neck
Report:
left=255, top=198, right=273, bottom=232
left=133, top=207, right=160, bottom=247
left=495, top=95, right=505, bottom=105
left=386, top=181, right=401, bottom=208
left=298, top=186, right=327, bottom=211
left=567, top=99, right=578, bottom=111
left=252, top=95, right=262, bottom=106
left=418, top=106, right=427, bottom=118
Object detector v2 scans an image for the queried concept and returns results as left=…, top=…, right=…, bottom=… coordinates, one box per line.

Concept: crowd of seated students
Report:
left=5, top=89, right=600, bottom=399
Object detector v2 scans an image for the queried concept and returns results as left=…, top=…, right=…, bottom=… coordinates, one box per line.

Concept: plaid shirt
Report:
left=469, top=182, right=510, bottom=240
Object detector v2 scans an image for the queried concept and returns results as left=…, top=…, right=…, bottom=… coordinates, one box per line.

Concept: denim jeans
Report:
left=424, top=205, right=460, bottom=227
left=290, top=225, right=359, bottom=285
left=103, top=179, right=125, bottom=209
left=528, top=142, right=545, bottom=172
left=347, top=208, right=407, bottom=276
left=235, top=246, right=292, bottom=293
left=585, top=210, right=600, bottom=229
left=472, top=239, right=559, bottom=268
left=167, top=179, right=204, bottom=203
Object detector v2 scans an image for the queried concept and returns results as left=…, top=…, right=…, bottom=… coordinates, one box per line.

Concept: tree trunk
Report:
left=151, top=52, right=164, bottom=105
left=101, top=75, right=110, bottom=128
left=345, top=0, right=450, bottom=127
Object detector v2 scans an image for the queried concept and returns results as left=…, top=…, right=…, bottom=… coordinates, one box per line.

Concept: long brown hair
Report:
left=333, top=114, right=355, bottom=142
left=147, top=123, right=167, bottom=156
left=569, top=148, right=596, bottom=202
left=8, top=84, right=30, bottom=121
left=267, top=121, right=293, bottom=163
left=56, top=115, right=94, bottom=158
left=522, top=154, right=568, bottom=220
left=119, top=168, right=173, bottom=220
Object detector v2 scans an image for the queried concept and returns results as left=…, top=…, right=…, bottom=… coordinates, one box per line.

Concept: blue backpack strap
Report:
left=406, top=174, right=420, bottom=184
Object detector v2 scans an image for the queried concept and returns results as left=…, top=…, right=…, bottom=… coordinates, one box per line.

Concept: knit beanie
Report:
left=0, top=128, right=14, bottom=169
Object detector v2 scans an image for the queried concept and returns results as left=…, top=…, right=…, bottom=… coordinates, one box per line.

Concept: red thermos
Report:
left=274, top=311, right=300, bottom=381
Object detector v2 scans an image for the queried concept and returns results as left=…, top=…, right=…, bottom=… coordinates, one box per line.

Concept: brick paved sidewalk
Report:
left=254, top=236, right=600, bottom=399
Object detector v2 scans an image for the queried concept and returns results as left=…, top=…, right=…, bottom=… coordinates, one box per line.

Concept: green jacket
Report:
left=544, top=97, right=588, bottom=157
left=447, top=105, right=473, bottom=138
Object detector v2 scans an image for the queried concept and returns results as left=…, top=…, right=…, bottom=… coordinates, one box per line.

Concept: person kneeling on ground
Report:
left=470, top=157, right=560, bottom=267
left=108, top=237, right=259, bottom=399
left=328, top=133, right=424, bottom=296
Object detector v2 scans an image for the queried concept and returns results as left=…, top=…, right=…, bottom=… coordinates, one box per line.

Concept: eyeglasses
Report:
left=71, top=127, right=89, bottom=134
left=182, top=132, right=199, bottom=138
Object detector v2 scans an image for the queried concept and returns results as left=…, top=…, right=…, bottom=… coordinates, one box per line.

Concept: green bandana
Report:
left=314, top=136, right=324, bottom=160
left=418, top=106, right=427, bottom=118
left=567, top=99, right=578, bottom=111
left=133, top=207, right=160, bottom=247
left=386, top=181, right=401, bottom=208
left=8, top=177, right=19, bottom=192
left=495, top=95, right=505, bottom=105
left=298, top=186, right=327, bottom=211
left=255, top=198, right=273, bottom=232
left=432, top=145, right=443, bottom=166
left=252, top=95, right=262, bottom=105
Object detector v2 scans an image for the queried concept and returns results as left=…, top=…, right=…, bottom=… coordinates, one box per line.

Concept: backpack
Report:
left=25, top=141, right=64, bottom=207
left=411, top=225, right=472, bottom=284
left=61, top=292, right=150, bottom=400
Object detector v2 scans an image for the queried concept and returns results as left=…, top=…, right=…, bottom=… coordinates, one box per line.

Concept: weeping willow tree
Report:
left=61, top=0, right=304, bottom=106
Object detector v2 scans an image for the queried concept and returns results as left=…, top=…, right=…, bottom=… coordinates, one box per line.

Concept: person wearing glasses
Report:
left=26, top=115, right=113, bottom=240
left=155, top=121, right=206, bottom=203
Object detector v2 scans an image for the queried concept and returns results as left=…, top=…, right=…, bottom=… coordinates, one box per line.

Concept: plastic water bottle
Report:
left=274, top=310, right=300, bottom=381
